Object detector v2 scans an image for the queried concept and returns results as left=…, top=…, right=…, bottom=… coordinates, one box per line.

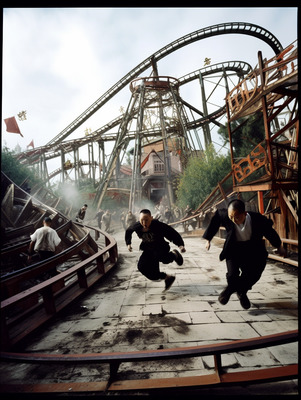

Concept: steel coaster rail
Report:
left=16, top=60, right=252, bottom=167
left=178, top=61, right=253, bottom=86
left=46, top=22, right=282, bottom=146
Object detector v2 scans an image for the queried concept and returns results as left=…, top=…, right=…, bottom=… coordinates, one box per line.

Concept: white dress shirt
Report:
left=234, top=212, right=252, bottom=241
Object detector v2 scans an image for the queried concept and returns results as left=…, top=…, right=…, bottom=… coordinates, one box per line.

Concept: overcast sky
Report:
left=2, top=7, right=298, bottom=153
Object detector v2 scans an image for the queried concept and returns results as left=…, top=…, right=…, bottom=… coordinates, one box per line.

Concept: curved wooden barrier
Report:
left=0, top=224, right=118, bottom=350
left=0, top=330, right=297, bottom=394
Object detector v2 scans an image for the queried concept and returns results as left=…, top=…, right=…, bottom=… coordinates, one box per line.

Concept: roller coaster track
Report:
left=16, top=60, right=252, bottom=167
left=45, top=22, right=282, bottom=147
left=1, top=26, right=297, bottom=395
left=0, top=172, right=118, bottom=349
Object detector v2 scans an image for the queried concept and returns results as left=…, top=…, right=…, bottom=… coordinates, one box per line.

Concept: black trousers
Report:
left=138, top=246, right=175, bottom=281
left=225, top=241, right=267, bottom=294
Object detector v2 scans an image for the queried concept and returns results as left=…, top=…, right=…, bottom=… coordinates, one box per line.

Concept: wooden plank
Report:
left=0, top=381, right=108, bottom=393
left=0, top=365, right=297, bottom=393
left=4, top=224, right=34, bottom=240
left=281, top=189, right=298, bottom=224
left=109, top=373, right=221, bottom=390
left=268, top=254, right=298, bottom=267
left=14, top=198, right=33, bottom=226
left=220, top=364, right=298, bottom=383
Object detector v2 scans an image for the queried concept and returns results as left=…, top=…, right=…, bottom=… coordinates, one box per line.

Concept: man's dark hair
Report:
left=44, top=216, right=52, bottom=223
left=228, top=199, right=245, bottom=213
left=83, top=204, right=88, bottom=208
left=140, top=209, right=151, bottom=215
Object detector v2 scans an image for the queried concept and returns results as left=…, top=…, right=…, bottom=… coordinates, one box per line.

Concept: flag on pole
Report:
left=27, top=139, right=34, bottom=149
left=4, top=116, right=24, bottom=137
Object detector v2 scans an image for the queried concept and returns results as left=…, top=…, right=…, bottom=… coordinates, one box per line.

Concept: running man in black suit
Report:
left=125, top=209, right=186, bottom=291
left=203, top=199, right=286, bottom=309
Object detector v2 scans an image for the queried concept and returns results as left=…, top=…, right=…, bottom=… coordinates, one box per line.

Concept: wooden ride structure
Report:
left=1, top=172, right=118, bottom=350
left=184, top=41, right=298, bottom=263
left=227, top=41, right=298, bottom=239
left=0, top=31, right=298, bottom=395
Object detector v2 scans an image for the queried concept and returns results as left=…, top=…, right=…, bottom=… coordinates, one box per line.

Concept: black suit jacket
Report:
left=203, top=209, right=281, bottom=261
left=125, top=219, right=184, bottom=251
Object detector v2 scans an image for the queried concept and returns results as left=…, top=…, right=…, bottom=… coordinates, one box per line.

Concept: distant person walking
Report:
left=125, top=209, right=186, bottom=291
left=125, top=210, right=136, bottom=229
left=76, top=204, right=88, bottom=223
left=95, top=209, right=104, bottom=229
left=27, top=216, right=61, bottom=275
left=164, top=207, right=173, bottom=224
left=101, top=210, right=111, bottom=232
left=203, top=199, right=286, bottom=309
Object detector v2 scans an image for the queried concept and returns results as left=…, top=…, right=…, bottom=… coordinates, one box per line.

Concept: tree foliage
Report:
left=176, top=144, right=231, bottom=209
left=218, top=111, right=265, bottom=158
left=1, top=147, right=42, bottom=188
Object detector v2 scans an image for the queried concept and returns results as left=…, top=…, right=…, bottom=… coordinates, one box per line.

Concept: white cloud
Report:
left=2, top=7, right=298, bottom=154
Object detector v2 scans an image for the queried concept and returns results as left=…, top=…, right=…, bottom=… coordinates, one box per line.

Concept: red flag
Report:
left=27, top=139, right=34, bottom=149
left=4, top=117, right=23, bottom=137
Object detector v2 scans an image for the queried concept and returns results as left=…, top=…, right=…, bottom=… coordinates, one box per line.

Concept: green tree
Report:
left=1, top=147, right=42, bottom=188
left=176, top=144, right=231, bottom=209
left=218, top=111, right=265, bottom=158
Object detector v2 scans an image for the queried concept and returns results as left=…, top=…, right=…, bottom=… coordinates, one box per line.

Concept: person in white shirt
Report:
left=27, top=217, right=61, bottom=274
left=203, top=199, right=286, bottom=309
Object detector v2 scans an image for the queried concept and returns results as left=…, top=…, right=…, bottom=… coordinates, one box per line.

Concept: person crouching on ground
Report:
left=125, top=209, right=186, bottom=291
left=203, top=199, right=286, bottom=309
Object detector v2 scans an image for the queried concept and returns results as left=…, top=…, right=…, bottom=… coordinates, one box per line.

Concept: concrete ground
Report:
left=0, top=226, right=298, bottom=396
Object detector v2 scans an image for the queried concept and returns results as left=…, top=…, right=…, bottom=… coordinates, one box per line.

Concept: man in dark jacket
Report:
left=203, top=199, right=286, bottom=309
left=76, top=204, right=88, bottom=222
left=125, top=209, right=186, bottom=291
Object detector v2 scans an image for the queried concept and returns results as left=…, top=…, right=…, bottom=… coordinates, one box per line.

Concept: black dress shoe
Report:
left=164, top=275, right=175, bottom=291
left=237, top=292, right=251, bottom=309
left=218, top=287, right=233, bottom=305
left=172, top=249, right=183, bottom=266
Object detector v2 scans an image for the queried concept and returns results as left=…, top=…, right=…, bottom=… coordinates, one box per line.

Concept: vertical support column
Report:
left=115, top=153, right=120, bottom=189
left=91, top=143, right=95, bottom=186
left=258, top=51, right=275, bottom=181
left=93, top=91, right=139, bottom=210
left=225, top=101, right=236, bottom=189
left=40, top=152, right=49, bottom=187
left=98, top=141, right=105, bottom=179
left=222, top=66, right=230, bottom=96
left=73, top=147, right=78, bottom=184
left=157, top=91, right=173, bottom=208
left=130, top=82, right=145, bottom=211
left=199, top=72, right=211, bottom=149
left=88, top=142, right=95, bottom=183
left=60, top=149, right=65, bottom=184
left=258, top=191, right=264, bottom=214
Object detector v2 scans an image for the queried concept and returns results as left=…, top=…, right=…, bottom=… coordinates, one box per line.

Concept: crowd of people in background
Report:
left=74, top=200, right=200, bottom=234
